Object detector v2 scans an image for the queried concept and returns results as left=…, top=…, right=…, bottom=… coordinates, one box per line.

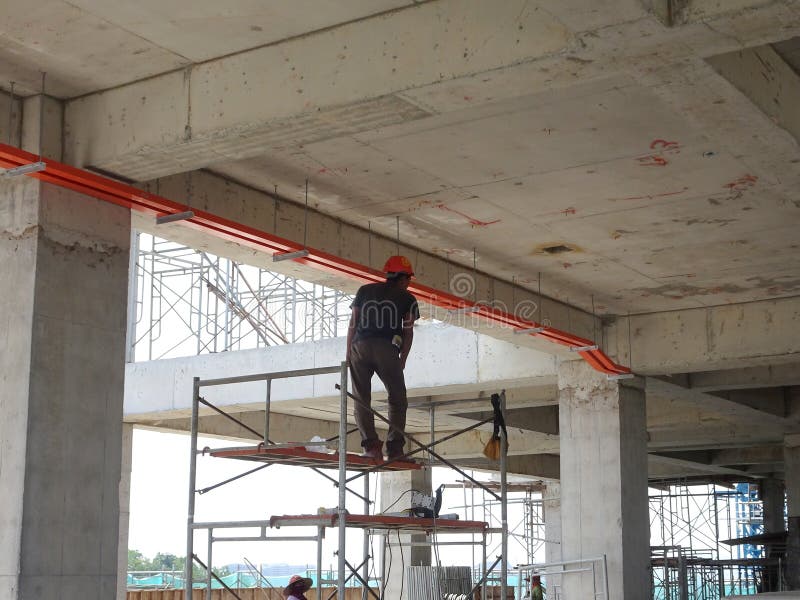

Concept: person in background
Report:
left=530, top=575, right=545, bottom=600
left=347, top=255, right=419, bottom=461
left=283, top=574, right=312, bottom=600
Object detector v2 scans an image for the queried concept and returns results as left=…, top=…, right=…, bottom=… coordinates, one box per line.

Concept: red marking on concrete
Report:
left=562, top=262, right=572, bottom=269
left=637, top=139, right=681, bottom=167
left=463, top=95, right=473, bottom=101
left=609, top=187, right=688, bottom=202
left=638, top=155, right=669, bottom=167
left=650, top=139, right=680, bottom=153
left=724, top=174, right=758, bottom=191
left=562, top=207, right=577, bottom=216
left=436, top=204, right=501, bottom=227
left=317, top=166, right=348, bottom=176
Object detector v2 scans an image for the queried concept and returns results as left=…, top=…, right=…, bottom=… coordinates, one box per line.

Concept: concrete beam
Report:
left=454, top=454, right=560, bottom=480
left=648, top=377, right=796, bottom=429
left=0, top=89, right=22, bottom=148
left=644, top=0, right=784, bottom=27
left=708, top=43, right=800, bottom=146
left=712, top=445, right=786, bottom=466
left=134, top=411, right=365, bottom=454
left=649, top=452, right=758, bottom=478
left=453, top=405, right=559, bottom=435
left=647, top=446, right=786, bottom=477
left=124, top=324, right=556, bottom=418
left=606, top=296, right=800, bottom=375
left=648, top=424, right=784, bottom=451
left=130, top=169, right=597, bottom=354
left=687, top=363, right=800, bottom=391
left=714, top=388, right=791, bottom=418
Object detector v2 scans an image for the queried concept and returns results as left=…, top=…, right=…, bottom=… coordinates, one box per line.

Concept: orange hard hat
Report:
left=383, top=255, right=414, bottom=277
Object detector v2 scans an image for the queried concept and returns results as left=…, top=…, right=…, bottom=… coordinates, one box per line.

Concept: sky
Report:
left=128, top=428, right=536, bottom=572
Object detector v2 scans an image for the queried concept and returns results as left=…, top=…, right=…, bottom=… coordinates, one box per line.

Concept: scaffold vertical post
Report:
left=264, top=378, right=272, bottom=445
left=338, top=361, right=348, bottom=596
left=500, top=390, right=508, bottom=600
left=362, top=474, right=370, bottom=600
left=124, top=230, right=139, bottom=363
left=481, top=531, right=487, bottom=600
left=205, top=529, right=213, bottom=600
left=317, top=526, right=324, bottom=599
left=380, top=533, right=387, bottom=599
left=185, top=376, right=200, bottom=600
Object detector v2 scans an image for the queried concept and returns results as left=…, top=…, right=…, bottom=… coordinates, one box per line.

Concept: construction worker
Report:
left=347, top=255, right=419, bottom=461
left=527, top=575, right=545, bottom=600
left=282, top=574, right=312, bottom=599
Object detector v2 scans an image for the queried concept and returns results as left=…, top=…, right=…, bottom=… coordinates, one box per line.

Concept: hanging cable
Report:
left=396, top=529, right=405, bottom=600
left=395, top=215, right=400, bottom=255
left=37, top=72, right=45, bottom=163
left=6, top=81, right=13, bottom=145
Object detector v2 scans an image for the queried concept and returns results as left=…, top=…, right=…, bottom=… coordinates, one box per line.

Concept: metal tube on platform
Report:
left=338, top=362, right=348, bottom=596
left=185, top=377, right=200, bottom=600
left=363, top=475, right=370, bottom=600
left=482, top=532, right=487, bottom=600
left=500, top=390, right=508, bottom=600
left=264, top=379, right=271, bottom=445
left=317, top=526, right=324, bottom=600
left=205, top=529, right=213, bottom=600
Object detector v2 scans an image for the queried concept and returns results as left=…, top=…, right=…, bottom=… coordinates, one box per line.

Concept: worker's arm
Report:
left=400, top=313, right=415, bottom=369
left=346, top=307, right=359, bottom=363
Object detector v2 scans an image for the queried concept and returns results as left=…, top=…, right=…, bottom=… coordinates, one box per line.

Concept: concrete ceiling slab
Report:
left=65, top=0, right=413, bottom=62
left=0, top=0, right=188, bottom=97
left=0, top=0, right=414, bottom=97
left=207, top=69, right=800, bottom=314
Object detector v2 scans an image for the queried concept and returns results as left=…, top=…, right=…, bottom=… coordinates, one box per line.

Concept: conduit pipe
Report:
left=0, top=142, right=631, bottom=376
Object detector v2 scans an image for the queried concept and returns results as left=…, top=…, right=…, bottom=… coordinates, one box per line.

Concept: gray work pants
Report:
left=349, top=337, right=407, bottom=454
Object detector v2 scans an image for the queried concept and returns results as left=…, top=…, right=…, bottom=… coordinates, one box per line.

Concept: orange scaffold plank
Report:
left=0, top=143, right=632, bottom=376
left=269, top=513, right=488, bottom=534
left=209, top=445, right=421, bottom=472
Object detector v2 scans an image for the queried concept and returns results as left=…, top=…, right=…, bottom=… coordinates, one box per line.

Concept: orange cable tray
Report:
left=269, top=513, right=488, bottom=534
left=209, top=445, right=422, bottom=472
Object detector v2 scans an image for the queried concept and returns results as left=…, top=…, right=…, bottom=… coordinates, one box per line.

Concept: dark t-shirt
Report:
left=351, top=282, right=419, bottom=342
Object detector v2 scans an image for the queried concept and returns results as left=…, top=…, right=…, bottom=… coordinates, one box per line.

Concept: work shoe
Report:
left=360, top=440, right=384, bottom=461
left=386, top=444, right=407, bottom=462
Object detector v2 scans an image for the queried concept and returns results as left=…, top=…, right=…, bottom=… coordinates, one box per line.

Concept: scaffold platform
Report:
left=210, top=445, right=422, bottom=471
left=269, top=513, right=489, bottom=534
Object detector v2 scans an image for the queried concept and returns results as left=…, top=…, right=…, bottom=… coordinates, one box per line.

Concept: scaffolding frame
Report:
left=185, top=363, right=510, bottom=600
left=129, top=232, right=352, bottom=362
left=648, top=481, right=784, bottom=597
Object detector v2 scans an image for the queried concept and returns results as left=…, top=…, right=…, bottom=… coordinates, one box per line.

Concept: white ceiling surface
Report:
left=0, top=0, right=412, bottom=96
left=212, top=72, right=800, bottom=315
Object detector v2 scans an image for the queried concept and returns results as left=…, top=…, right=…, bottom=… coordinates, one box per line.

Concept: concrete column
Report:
left=761, top=478, right=786, bottom=536
left=543, top=483, right=562, bottom=564
left=117, top=424, right=134, bottom=600
left=785, top=437, right=800, bottom=590
left=557, top=360, right=649, bottom=599
left=0, top=167, right=130, bottom=599
left=379, top=470, right=432, bottom=598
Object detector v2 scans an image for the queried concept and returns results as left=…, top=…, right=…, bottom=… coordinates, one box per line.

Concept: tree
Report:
left=128, top=549, right=152, bottom=572
left=152, top=552, right=181, bottom=572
